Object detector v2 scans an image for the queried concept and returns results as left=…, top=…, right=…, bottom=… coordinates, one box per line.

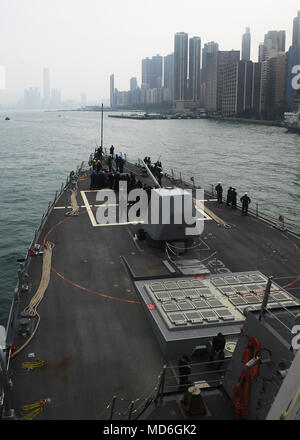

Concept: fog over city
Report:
left=0, top=0, right=299, bottom=105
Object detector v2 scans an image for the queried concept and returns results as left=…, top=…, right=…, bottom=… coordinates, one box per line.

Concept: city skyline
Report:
left=0, top=0, right=300, bottom=106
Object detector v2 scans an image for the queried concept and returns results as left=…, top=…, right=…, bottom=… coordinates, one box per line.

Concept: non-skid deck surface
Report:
left=8, top=159, right=300, bottom=420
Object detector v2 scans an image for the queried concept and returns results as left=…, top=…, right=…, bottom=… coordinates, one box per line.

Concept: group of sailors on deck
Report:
left=143, top=156, right=163, bottom=185
left=89, top=147, right=153, bottom=195
left=215, top=183, right=251, bottom=216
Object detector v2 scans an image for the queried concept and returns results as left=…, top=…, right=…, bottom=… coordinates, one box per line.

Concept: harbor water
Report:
left=0, top=109, right=300, bottom=325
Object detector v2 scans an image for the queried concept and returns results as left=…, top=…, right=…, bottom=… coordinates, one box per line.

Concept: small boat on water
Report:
left=5, top=117, right=10, bottom=121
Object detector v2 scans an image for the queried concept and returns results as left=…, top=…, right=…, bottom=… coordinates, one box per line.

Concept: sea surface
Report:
left=0, top=109, right=300, bottom=325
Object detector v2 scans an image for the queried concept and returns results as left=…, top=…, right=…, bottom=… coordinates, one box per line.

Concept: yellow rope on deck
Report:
left=204, top=205, right=232, bottom=229
left=22, top=360, right=45, bottom=370
left=65, top=189, right=79, bottom=216
left=11, top=242, right=54, bottom=358
left=21, top=400, right=47, bottom=420
left=194, top=198, right=232, bottom=229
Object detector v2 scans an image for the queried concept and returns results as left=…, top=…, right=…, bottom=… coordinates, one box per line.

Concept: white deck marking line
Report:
left=80, top=191, right=98, bottom=227
left=93, top=221, right=144, bottom=227
left=193, top=198, right=212, bottom=221
left=54, top=205, right=92, bottom=209
left=80, top=191, right=144, bottom=228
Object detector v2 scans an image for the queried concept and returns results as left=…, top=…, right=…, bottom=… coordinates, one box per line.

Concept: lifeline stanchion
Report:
left=109, top=396, right=117, bottom=420
left=127, top=401, right=134, bottom=420
left=154, top=365, right=167, bottom=406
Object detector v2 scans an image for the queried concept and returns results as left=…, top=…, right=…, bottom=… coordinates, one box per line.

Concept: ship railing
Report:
left=100, top=358, right=232, bottom=420
left=88, top=151, right=298, bottom=236
left=4, top=163, right=86, bottom=351
left=163, top=167, right=299, bottom=237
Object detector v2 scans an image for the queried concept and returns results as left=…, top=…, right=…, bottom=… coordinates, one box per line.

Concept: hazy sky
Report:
left=0, top=0, right=299, bottom=104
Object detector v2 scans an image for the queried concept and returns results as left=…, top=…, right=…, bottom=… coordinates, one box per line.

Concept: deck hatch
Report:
left=177, top=300, right=194, bottom=311
left=244, top=295, right=260, bottom=304
left=192, top=300, right=209, bottom=309
left=211, top=278, right=227, bottom=286
left=164, top=281, right=179, bottom=290
left=150, top=283, right=165, bottom=292
left=162, top=303, right=179, bottom=313
left=154, top=292, right=171, bottom=302
left=184, top=311, right=203, bottom=323
left=229, top=296, right=248, bottom=306
left=200, top=310, right=219, bottom=322
left=216, top=309, right=235, bottom=321
left=218, top=286, right=236, bottom=296
left=168, top=312, right=187, bottom=325
left=169, top=290, right=186, bottom=300
left=207, top=299, right=224, bottom=308
left=183, top=289, right=200, bottom=299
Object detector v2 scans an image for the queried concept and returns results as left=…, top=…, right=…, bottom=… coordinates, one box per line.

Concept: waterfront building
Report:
left=259, top=31, right=286, bottom=62
left=142, top=56, right=163, bottom=89
left=142, top=58, right=152, bottom=88
left=293, top=11, right=300, bottom=48
left=216, top=50, right=240, bottom=112
left=205, top=52, right=218, bottom=111
left=242, top=27, right=251, bottom=61
left=174, top=32, right=188, bottom=101
left=260, top=53, right=287, bottom=117
left=202, top=41, right=219, bottom=85
left=188, top=36, right=201, bottom=101
left=130, top=77, right=138, bottom=91
left=222, top=61, right=262, bottom=116
left=150, top=55, right=163, bottom=89
left=164, top=53, right=174, bottom=101
left=286, top=45, right=300, bottom=107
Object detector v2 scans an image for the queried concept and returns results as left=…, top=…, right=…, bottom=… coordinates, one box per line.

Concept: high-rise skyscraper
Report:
left=130, top=77, right=138, bottom=91
left=189, top=37, right=201, bottom=101
left=43, top=68, right=50, bottom=106
left=174, top=32, right=188, bottom=101
left=259, top=31, right=286, bottom=62
left=216, top=51, right=240, bottom=111
left=202, top=42, right=219, bottom=84
left=163, top=53, right=174, bottom=101
left=286, top=45, right=299, bottom=106
left=260, top=53, right=287, bottom=117
left=150, top=55, right=163, bottom=89
left=205, top=52, right=218, bottom=111
left=141, top=58, right=152, bottom=87
left=222, top=61, right=261, bottom=116
left=242, top=27, right=251, bottom=61
left=293, top=11, right=300, bottom=47
left=293, top=11, right=300, bottom=63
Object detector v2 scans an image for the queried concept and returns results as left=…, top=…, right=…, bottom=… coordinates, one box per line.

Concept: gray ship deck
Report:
left=6, top=156, right=300, bottom=420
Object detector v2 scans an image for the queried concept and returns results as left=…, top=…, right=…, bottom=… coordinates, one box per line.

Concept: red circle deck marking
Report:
left=43, top=211, right=140, bottom=304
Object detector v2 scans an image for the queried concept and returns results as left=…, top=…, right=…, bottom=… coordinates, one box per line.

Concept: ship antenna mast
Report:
left=100, top=103, right=104, bottom=148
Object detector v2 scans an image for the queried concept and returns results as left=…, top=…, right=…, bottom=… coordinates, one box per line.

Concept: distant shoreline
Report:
left=208, top=115, right=284, bottom=128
